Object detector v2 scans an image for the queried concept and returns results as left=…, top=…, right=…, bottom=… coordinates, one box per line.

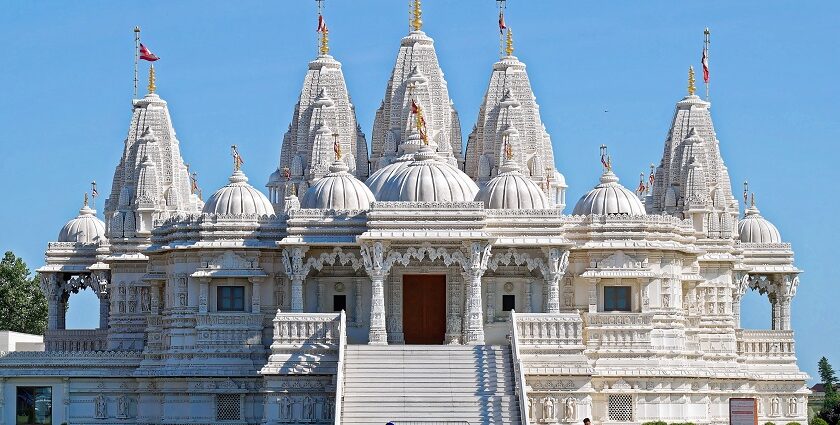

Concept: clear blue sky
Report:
left=0, top=1, right=836, bottom=382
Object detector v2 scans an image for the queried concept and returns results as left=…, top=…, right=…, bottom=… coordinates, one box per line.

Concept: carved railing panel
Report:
left=514, top=313, right=584, bottom=347
left=736, top=329, right=796, bottom=360
left=44, top=329, right=108, bottom=352
left=272, top=312, right=342, bottom=348
left=583, top=313, right=654, bottom=350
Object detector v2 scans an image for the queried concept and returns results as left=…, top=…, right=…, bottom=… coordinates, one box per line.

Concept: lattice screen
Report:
left=216, top=394, right=242, bottom=421
left=608, top=394, right=633, bottom=422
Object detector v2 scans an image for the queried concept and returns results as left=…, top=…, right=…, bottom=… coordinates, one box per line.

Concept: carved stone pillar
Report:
left=354, top=279, right=364, bottom=324
left=587, top=278, right=598, bottom=313
left=250, top=277, right=262, bottom=314
left=768, top=293, right=779, bottom=330
left=545, top=248, right=570, bottom=314
left=316, top=280, right=325, bottom=313
left=524, top=281, right=533, bottom=313
left=41, top=273, right=60, bottom=330
left=282, top=246, right=309, bottom=313
left=464, top=241, right=492, bottom=344
left=777, top=275, right=798, bottom=331
left=198, top=279, right=209, bottom=314
left=485, top=281, right=496, bottom=325
left=98, top=294, right=110, bottom=329
left=361, top=242, right=389, bottom=345
left=733, top=272, right=748, bottom=329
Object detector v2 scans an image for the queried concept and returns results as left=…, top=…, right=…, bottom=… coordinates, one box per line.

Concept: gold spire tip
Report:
left=688, top=65, right=696, bottom=96
left=148, top=64, right=156, bottom=94
left=320, top=26, right=330, bottom=56
left=411, top=0, right=423, bottom=32
left=505, top=28, right=514, bottom=57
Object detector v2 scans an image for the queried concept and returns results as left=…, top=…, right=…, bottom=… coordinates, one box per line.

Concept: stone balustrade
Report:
left=271, top=312, right=343, bottom=348
left=513, top=312, right=584, bottom=347
left=736, top=329, right=796, bottom=361
left=44, top=329, right=108, bottom=352
left=583, top=312, right=654, bottom=350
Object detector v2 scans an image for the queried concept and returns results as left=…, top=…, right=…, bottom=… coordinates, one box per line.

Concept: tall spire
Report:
left=148, top=64, right=156, bottom=94
left=687, top=65, right=696, bottom=96
left=411, top=0, right=423, bottom=32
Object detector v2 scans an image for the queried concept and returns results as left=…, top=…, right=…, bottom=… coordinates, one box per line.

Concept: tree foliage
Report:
left=818, top=357, right=840, bottom=425
left=0, top=251, right=47, bottom=335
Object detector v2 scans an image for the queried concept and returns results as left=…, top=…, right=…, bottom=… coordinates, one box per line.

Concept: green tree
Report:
left=0, top=251, right=47, bottom=335
left=818, top=357, right=840, bottom=425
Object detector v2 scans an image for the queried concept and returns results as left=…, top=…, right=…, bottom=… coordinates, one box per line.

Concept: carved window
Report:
left=608, top=394, right=633, bottom=422
left=16, top=386, right=52, bottom=425
left=216, top=394, right=242, bottom=421
left=333, top=295, right=347, bottom=312
left=217, top=286, right=245, bottom=312
left=502, top=294, right=516, bottom=312
left=604, top=286, right=632, bottom=312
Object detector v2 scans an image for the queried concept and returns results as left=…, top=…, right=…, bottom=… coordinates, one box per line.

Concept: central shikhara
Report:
left=0, top=2, right=808, bottom=425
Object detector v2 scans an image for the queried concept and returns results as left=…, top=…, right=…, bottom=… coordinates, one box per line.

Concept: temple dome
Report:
left=738, top=204, right=782, bottom=243
left=475, top=159, right=548, bottom=209
left=203, top=170, right=275, bottom=216
left=301, top=161, right=376, bottom=210
left=572, top=171, right=646, bottom=215
left=366, top=129, right=426, bottom=195
left=375, top=146, right=479, bottom=202
left=58, top=203, right=107, bottom=244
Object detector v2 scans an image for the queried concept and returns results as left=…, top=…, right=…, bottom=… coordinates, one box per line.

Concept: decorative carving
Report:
left=95, top=394, right=107, bottom=419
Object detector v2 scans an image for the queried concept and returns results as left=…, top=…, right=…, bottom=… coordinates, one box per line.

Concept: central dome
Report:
left=203, top=170, right=275, bottom=216
left=572, top=171, right=646, bottom=215
left=375, top=146, right=479, bottom=202
left=302, top=161, right=376, bottom=210
left=475, top=159, right=548, bottom=209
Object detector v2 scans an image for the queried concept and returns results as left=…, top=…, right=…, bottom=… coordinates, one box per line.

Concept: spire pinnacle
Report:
left=687, top=65, right=696, bottom=96
left=148, top=64, right=156, bottom=94
left=743, top=180, right=749, bottom=205
left=231, top=145, right=244, bottom=172
left=750, top=192, right=756, bottom=208
left=84, top=192, right=89, bottom=207
left=411, top=0, right=423, bottom=32
left=505, top=27, right=514, bottom=57
left=599, top=145, right=612, bottom=172
left=320, top=26, right=330, bottom=56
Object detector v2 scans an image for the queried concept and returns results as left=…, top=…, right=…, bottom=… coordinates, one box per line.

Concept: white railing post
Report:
left=510, top=310, right=531, bottom=425
left=333, top=310, right=347, bottom=425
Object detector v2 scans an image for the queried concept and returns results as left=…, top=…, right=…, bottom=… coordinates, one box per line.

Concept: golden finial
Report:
left=333, top=133, right=342, bottom=160
left=504, top=136, right=513, bottom=160
left=320, top=26, right=330, bottom=56
left=148, top=64, right=157, bottom=94
left=687, top=65, right=696, bottom=96
left=411, top=0, right=423, bottom=32
left=505, top=28, right=514, bottom=57
left=84, top=192, right=89, bottom=207
left=231, top=145, right=244, bottom=171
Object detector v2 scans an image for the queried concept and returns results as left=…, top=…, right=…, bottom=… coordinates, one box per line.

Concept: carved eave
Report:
left=361, top=201, right=488, bottom=242
left=492, top=237, right=572, bottom=246
left=283, top=209, right=370, bottom=245
left=191, top=269, right=268, bottom=279
left=140, top=272, right=166, bottom=282
left=580, top=269, right=655, bottom=279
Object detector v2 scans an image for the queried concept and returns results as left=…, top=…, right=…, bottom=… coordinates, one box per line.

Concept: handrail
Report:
left=510, top=310, right=531, bottom=425
left=333, top=310, right=347, bottom=425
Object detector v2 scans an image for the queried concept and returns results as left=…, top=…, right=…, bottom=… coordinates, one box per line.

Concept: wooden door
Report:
left=402, top=274, right=447, bottom=344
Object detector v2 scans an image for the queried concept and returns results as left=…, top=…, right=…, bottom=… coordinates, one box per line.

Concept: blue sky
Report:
left=0, top=1, right=837, bottom=382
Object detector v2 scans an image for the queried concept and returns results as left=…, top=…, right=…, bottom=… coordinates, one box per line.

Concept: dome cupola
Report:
left=302, top=154, right=376, bottom=210
left=475, top=147, right=548, bottom=209
left=58, top=195, right=107, bottom=244
left=375, top=145, right=479, bottom=203
left=738, top=195, right=781, bottom=243
left=572, top=146, right=646, bottom=215
left=203, top=147, right=275, bottom=216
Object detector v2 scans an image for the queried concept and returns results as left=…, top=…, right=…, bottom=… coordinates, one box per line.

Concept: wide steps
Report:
left=340, top=345, right=522, bottom=425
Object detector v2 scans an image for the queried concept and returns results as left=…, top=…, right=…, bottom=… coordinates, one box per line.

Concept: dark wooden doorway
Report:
left=402, top=274, right=447, bottom=344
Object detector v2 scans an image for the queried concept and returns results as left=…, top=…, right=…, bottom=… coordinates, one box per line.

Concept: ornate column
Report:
left=524, top=281, right=534, bottom=313
left=316, top=280, right=325, bottom=313
left=198, top=278, right=209, bottom=314
left=40, top=274, right=61, bottom=330
left=485, top=281, right=496, bottom=324
left=768, top=292, right=779, bottom=330
left=544, top=248, right=570, bottom=314
left=463, top=241, right=492, bottom=344
left=587, top=278, right=598, bottom=313
left=354, top=279, right=364, bottom=325
left=361, top=242, right=389, bottom=345
left=250, top=277, right=262, bottom=314
left=732, top=272, right=749, bottom=328
left=777, top=275, right=798, bottom=331
left=282, top=247, right=309, bottom=313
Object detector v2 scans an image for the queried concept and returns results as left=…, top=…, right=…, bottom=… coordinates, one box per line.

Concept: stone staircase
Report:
left=340, top=345, right=522, bottom=425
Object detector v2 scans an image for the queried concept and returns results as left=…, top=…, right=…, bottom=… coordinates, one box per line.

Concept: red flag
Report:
left=499, top=12, right=507, bottom=34
left=600, top=154, right=609, bottom=170
left=410, top=100, right=419, bottom=115
left=648, top=171, right=655, bottom=186
left=701, top=45, right=709, bottom=83
left=139, top=43, right=159, bottom=62
left=317, top=14, right=327, bottom=33
left=637, top=181, right=646, bottom=194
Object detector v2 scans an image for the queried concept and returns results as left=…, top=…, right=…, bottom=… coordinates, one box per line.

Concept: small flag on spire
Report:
left=648, top=164, right=655, bottom=186
left=599, top=145, right=611, bottom=171
left=410, top=100, right=429, bottom=145
left=139, top=43, right=159, bottom=62
left=499, top=11, right=506, bottom=34
left=317, top=14, right=327, bottom=33
left=701, top=44, right=709, bottom=84
left=637, top=173, right=647, bottom=195
left=333, top=133, right=342, bottom=160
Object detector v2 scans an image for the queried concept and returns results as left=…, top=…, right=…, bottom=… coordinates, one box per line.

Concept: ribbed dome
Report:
left=572, top=171, right=646, bottom=215
left=475, top=159, right=548, bottom=209
left=59, top=203, right=107, bottom=244
left=302, top=161, right=376, bottom=210
left=366, top=128, right=425, bottom=195
left=375, top=146, right=479, bottom=202
left=738, top=204, right=782, bottom=243
left=203, top=170, right=275, bottom=216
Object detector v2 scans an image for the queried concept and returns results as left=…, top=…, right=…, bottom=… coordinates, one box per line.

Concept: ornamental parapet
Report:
left=44, top=329, right=108, bottom=352
left=261, top=312, right=344, bottom=376
left=583, top=312, right=654, bottom=351
left=513, top=312, right=584, bottom=347
left=736, top=329, right=797, bottom=362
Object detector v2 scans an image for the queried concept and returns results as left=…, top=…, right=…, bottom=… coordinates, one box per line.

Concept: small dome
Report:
left=475, top=159, right=548, bottom=209
left=738, top=204, right=782, bottom=243
left=572, top=171, right=646, bottom=215
left=552, top=170, right=567, bottom=188
left=376, top=146, right=479, bottom=202
left=366, top=128, right=427, bottom=196
left=59, top=203, right=107, bottom=244
left=301, top=161, right=376, bottom=210
left=203, top=170, right=275, bottom=216
left=267, top=168, right=284, bottom=185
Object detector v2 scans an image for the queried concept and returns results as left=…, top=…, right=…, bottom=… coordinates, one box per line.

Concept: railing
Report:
left=333, top=310, right=347, bottom=425
left=44, top=329, right=108, bottom=352
left=736, top=329, right=796, bottom=360
left=513, top=312, right=584, bottom=347
left=271, top=312, right=343, bottom=348
left=583, top=312, right=654, bottom=350
left=510, top=311, right=531, bottom=425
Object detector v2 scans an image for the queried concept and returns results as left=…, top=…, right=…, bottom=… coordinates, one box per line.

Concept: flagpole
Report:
left=91, top=180, right=98, bottom=214
left=704, top=27, right=710, bottom=102
left=497, top=0, right=507, bottom=59
left=316, top=0, right=324, bottom=55
left=133, top=26, right=141, bottom=99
